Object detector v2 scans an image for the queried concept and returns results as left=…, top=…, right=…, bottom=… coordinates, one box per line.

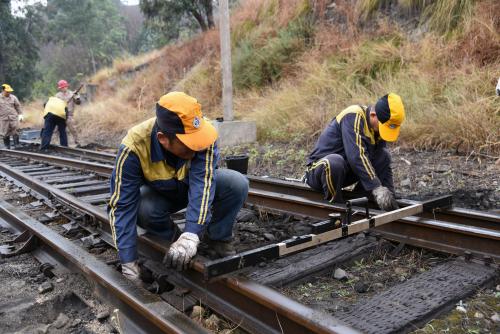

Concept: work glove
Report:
left=372, top=186, right=399, bottom=211
left=18, top=114, right=24, bottom=122
left=163, top=232, right=200, bottom=271
left=121, top=261, right=141, bottom=283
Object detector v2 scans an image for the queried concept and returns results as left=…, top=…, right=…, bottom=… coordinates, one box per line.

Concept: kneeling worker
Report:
left=109, top=92, right=249, bottom=283
left=305, top=93, right=405, bottom=211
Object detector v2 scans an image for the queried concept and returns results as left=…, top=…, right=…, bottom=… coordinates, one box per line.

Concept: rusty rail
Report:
left=0, top=199, right=207, bottom=334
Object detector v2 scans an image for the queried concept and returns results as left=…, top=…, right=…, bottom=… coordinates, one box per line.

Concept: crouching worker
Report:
left=305, top=93, right=405, bottom=211
left=40, top=96, right=68, bottom=150
left=108, top=92, right=249, bottom=283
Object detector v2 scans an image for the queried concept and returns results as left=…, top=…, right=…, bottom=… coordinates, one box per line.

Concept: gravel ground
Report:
left=0, top=181, right=117, bottom=334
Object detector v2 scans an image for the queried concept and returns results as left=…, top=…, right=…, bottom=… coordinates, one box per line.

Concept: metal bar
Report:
left=0, top=199, right=207, bottom=334
left=203, top=204, right=424, bottom=278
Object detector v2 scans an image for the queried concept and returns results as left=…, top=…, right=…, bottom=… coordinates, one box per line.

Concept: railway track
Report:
left=0, top=144, right=499, bottom=333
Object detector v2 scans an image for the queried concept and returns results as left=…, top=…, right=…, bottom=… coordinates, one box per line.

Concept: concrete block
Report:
left=212, top=120, right=256, bottom=147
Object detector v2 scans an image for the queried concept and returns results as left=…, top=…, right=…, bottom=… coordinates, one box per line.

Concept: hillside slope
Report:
left=25, top=0, right=500, bottom=155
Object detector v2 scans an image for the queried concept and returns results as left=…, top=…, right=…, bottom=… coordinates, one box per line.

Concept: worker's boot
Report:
left=3, top=137, right=10, bottom=149
left=207, top=239, right=237, bottom=258
left=12, top=134, right=19, bottom=148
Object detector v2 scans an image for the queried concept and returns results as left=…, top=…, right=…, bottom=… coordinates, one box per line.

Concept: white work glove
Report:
left=121, top=261, right=141, bottom=282
left=163, top=232, right=200, bottom=271
left=496, top=77, right=500, bottom=96
left=372, top=186, right=399, bottom=211
left=18, top=114, right=24, bottom=122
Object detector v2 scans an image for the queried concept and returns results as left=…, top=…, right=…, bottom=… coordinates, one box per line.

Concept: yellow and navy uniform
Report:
left=307, top=105, right=390, bottom=192
left=108, top=117, right=218, bottom=263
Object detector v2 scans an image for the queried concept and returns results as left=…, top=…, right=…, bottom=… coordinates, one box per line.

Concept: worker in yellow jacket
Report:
left=40, top=95, right=68, bottom=150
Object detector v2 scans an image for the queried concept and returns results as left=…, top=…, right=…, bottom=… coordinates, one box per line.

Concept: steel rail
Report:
left=247, top=176, right=500, bottom=228
left=0, top=149, right=112, bottom=175
left=1, top=149, right=498, bottom=263
left=19, top=140, right=116, bottom=163
left=0, top=157, right=358, bottom=333
left=0, top=199, right=207, bottom=334
left=1, top=149, right=495, bottom=229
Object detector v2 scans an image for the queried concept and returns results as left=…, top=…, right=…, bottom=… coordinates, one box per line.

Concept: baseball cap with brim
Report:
left=2, top=84, right=14, bottom=92
left=156, top=92, right=218, bottom=151
left=375, top=93, right=405, bottom=142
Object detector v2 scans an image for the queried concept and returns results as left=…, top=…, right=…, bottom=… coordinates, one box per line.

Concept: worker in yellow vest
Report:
left=40, top=95, right=68, bottom=150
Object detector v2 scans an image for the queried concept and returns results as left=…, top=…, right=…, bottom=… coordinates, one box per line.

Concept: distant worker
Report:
left=108, top=92, right=248, bottom=283
left=40, top=94, right=69, bottom=150
left=0, top=84, right=23, bottom=149
left=305, top=93, right=405, bottom=211
left=55, top=80, right=81, bottom=146
left=496, top=77, right=500, bottom=96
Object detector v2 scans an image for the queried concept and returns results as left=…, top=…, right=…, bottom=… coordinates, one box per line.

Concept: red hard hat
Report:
left=57, top=80, right=69, bottom=89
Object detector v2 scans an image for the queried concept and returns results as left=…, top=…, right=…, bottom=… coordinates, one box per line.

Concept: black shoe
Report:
left=207, top=239, right=237, bottom=258
left=12, top=134, right=19, bottom=148
left=3, top=137, right=10, bottom=149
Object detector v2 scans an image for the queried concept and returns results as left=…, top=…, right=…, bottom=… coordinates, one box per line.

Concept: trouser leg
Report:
left=207, top=169, right=249, bottom=241
left=371, top=147, right=394, bottom=193
left=12, top=133, right=19, bottom=147
left=57, top=118, right=68, bottom=147
left=66, top=116, right=79, bottom=144
left=137, top=185, right=187, bottom=241
left=40, top=114, right=57, bottom=150
left=306, top=154, right=349, bottom=202
left=3, top=136, right=10, bottom=149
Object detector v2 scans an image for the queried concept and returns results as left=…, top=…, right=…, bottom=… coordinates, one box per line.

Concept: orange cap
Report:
left=156, top=92, right=218, bottom=151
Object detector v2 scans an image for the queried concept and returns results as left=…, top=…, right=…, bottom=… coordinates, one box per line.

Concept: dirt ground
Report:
left=221, top=143, right=500, bottom=212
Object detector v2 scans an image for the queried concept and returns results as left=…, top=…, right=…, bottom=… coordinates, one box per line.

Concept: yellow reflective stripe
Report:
left=200, top=144, right=215, bottom=224
left=354, top=114, right=376, bottom=179
left=109, top=147, right=130, bottom=205
left=196, top=144, right=215, bottom=225
left=109, top=147, right=131, bottom=248
left=309, top=159, right=336, bottom=200
left=355, top=114, right=375, bottom=178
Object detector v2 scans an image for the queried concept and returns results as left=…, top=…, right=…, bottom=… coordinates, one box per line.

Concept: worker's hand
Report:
left=18, top=114, right=24, bottom=122
left=121, top=261, right=141, bottom=282
left=163, top=232, right=199, bottom=271
left=372, top=186, right=399, bottom=211
left=74, top=97, right=81, bottom=105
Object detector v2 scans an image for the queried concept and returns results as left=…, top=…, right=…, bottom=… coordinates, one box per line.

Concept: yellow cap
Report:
left=375, top=93, right=405, bottom=142
left=2, top=84, right=14, bottom=92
